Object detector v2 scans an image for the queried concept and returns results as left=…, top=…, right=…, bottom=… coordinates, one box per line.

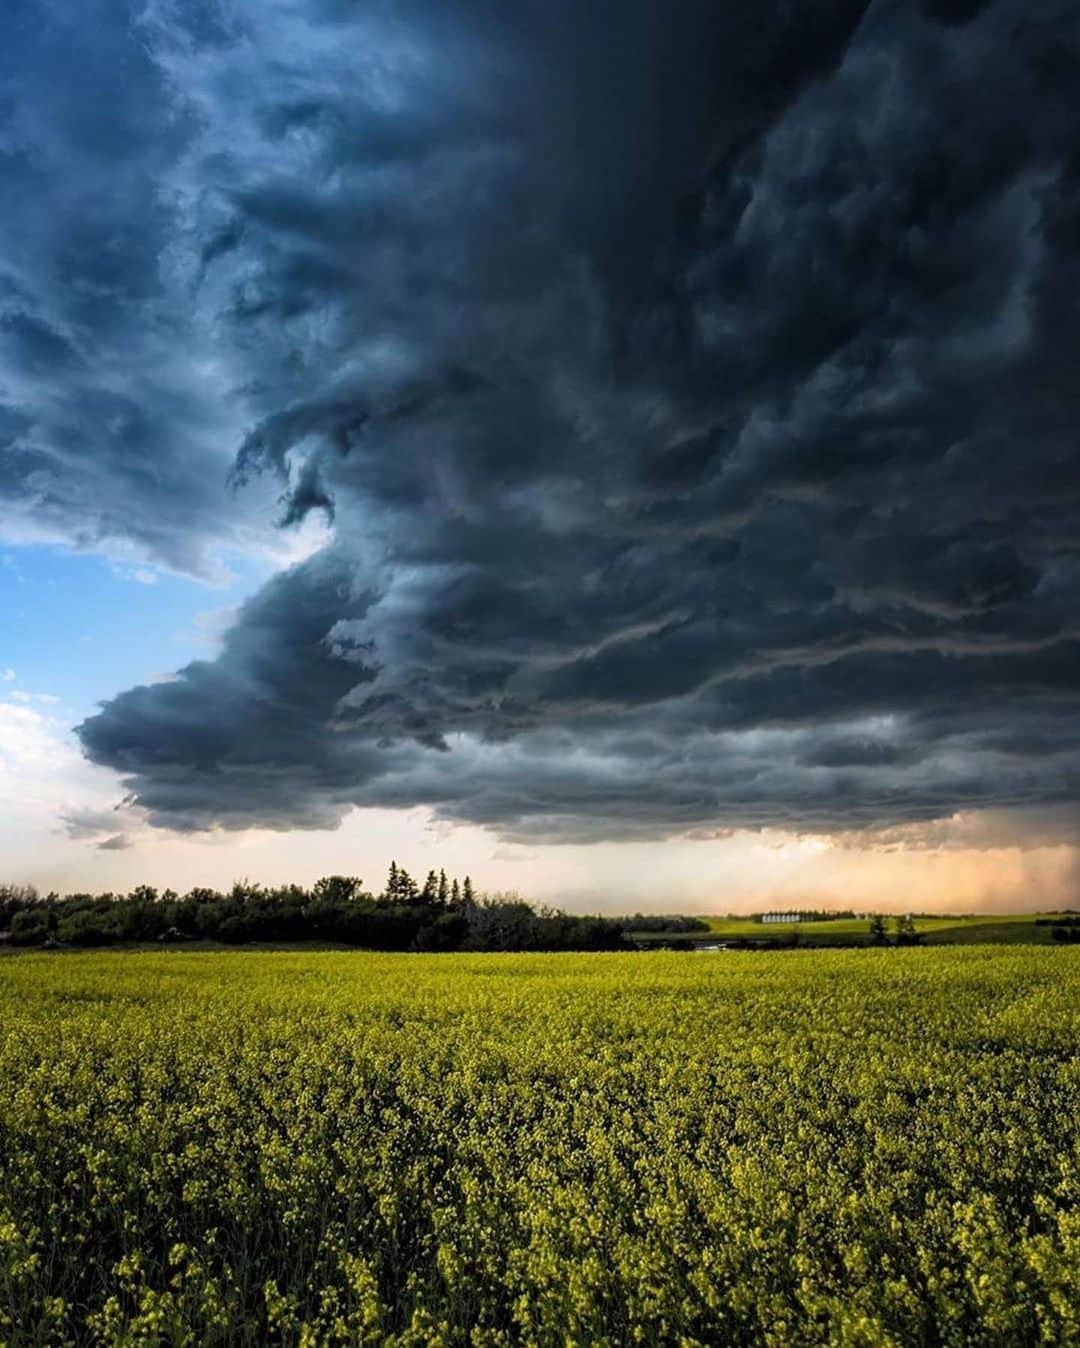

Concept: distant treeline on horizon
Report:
left=0, top=867, right=712, bottom=953
left=6, top=880, right=1078, bottom=952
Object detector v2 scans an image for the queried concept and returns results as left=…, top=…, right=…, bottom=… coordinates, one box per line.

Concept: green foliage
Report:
left=382, top=861, right=420, bottom=905
left=0, top=885, right=38, bottom=929
left=8, top=908, right=52, bottom=947
left=620, top=913, right=711, bottom=934
left=0, top=878, right=626, bottom=953
left=893, top=912, right=919, bottom=945
left=312, top=875, right=365, bottom=905
left=0, top=948, right=1078, bottom=1344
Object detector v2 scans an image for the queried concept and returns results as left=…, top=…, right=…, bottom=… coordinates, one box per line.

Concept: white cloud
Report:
left=0, top=703, right=138, bottom=883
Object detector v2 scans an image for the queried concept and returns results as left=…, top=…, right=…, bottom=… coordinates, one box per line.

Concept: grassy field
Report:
left=1, top=947, right=1079, bottom=1344
left=629, top=912, right=1068, bottom=946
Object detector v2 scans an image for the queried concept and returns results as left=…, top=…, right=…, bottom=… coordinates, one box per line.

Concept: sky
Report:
left=1, top=0, right=1079, bottom=911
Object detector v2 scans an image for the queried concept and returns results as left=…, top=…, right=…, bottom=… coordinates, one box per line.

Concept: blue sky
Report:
left=1, top=545, right=248, bottom=716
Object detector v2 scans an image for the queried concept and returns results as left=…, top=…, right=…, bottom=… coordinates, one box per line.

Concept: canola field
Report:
left=1, top=948, right=1078, bottom=1346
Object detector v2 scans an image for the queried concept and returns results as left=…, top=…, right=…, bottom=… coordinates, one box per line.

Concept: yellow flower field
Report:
left=1, top=948, right=1078, bottom=1345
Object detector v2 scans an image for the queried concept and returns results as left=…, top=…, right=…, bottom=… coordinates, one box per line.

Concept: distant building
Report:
left=760, top=912, right=802, bottom=924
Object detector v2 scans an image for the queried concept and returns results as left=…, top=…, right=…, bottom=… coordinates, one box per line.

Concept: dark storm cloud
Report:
left=60, top=0, right=1080, bottom=839
left=0, top=0, right=283, bottom=572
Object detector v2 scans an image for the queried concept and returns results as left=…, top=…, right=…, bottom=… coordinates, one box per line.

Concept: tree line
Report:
left=0, top=869, right=631, bottom=953
left=1037, top=916, right=1080, bottom=943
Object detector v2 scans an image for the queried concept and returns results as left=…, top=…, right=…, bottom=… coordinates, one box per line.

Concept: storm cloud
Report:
left=8, top=0, right=1074, bottom=841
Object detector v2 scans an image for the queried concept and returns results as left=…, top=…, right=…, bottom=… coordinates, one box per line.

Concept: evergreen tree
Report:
left=451, top=878, right=461, bottom=908
left=437, top=869, right=449, bottom=907
left=463, top=875, right=475, bottom=907
left=421, top=870, right=438, bottom=905
left=385, top=861, right=399, bottom=903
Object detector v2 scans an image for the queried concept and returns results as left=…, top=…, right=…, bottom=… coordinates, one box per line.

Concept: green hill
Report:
left=627, top=912, right=1072, bottom=947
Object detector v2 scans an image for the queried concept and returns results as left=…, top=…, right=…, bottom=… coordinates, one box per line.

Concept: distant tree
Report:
left=450, top=878, right=461, bottom=909
left=463, top=876, right=475, bottom=907
left=437, top=869, right=449, bottom=907
left=893, top=913, right=918, bottom=946
left=413, top=910, right=469, bottom=951
left=383, top=862, right=419, bottom=904
left=10, top=908, right=50, bottom=946
left=313, top=875, right=364, bottom=904
left=0, top=884, right=38, bottom=929
left=868, top=913, right=888, bottom=946
left=420, top=870, right=439, bottom=905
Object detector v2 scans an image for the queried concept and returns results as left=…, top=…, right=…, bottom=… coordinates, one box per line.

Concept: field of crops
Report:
left=622, top=913, right=1068, bottom=949
left=1, top=948, right=1078, bottom=1345
left=692, top=913, right=1061, bottom=946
